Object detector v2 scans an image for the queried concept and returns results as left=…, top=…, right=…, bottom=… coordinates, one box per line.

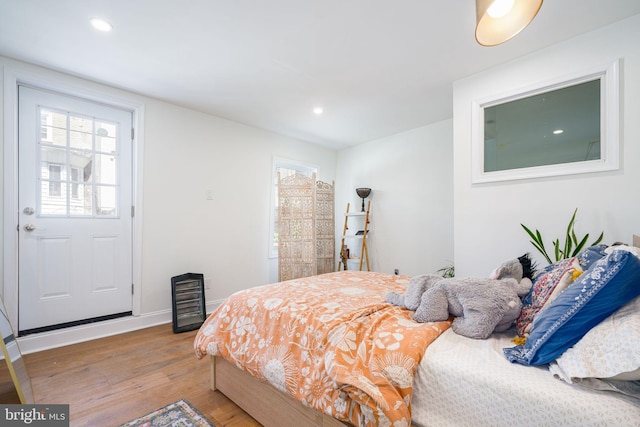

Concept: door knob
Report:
left=23, top=224, right=36, bottom=231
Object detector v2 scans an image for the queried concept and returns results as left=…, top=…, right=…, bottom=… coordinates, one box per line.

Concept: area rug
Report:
left=120, top=399, right=215, bottom=427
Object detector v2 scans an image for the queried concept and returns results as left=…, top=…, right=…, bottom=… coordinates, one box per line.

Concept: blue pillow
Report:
left=504, top=249, right=640, bottom=366
left=576, top=244, right=608, bottom=270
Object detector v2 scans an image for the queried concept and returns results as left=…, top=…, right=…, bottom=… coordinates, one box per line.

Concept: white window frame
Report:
left=268, top=157, right=317, bottom=258
left=471, top=59, right=620, bottom=183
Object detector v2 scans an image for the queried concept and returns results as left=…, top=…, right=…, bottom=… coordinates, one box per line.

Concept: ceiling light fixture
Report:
left=313, top=107, right=324, bottom=115
left=90, top=18, right=113, bottom=32
left=475, top=0, right=543, bottom=47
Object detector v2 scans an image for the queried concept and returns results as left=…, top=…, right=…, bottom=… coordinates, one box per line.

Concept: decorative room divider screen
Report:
left=277, top=172, right=334, bottom=282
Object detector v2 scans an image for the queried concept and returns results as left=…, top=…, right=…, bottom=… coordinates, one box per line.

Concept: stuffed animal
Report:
left=386, top=255, right=534, bottom=339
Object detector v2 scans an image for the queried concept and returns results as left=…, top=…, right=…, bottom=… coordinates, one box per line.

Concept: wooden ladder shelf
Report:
left=338, top=201, right=370, bottom=271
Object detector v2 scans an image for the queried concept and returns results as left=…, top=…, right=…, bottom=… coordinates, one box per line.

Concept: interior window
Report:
left=472, top=60, right=619, bottom=183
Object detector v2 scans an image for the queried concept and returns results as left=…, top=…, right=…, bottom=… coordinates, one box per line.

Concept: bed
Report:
left=194, top=243, right=640, bottom=426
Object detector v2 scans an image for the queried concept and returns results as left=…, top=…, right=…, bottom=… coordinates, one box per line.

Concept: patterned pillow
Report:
left=515, top=257, right=581, bottom=337
left=504, top=249, right=640, bottom=366
left=549, top=295, right=640, bottom=382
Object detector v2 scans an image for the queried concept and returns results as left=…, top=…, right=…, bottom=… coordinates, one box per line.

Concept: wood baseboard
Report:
left=18, top=301, right=221, bottom=354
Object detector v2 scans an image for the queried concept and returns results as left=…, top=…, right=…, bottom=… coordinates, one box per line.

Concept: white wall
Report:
left=336, top=120, right=454, bottom=276
left=140, top=101, right=336, bottom=312
left=453, top=14, right=640, bottom=276
left=1, top=56, right=337, bottom=319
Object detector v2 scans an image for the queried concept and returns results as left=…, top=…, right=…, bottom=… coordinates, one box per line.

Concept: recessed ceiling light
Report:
left=313, top=107, right=324, bottom=115
left=90, top=18, right=113, bottom=32
left=553, top=129, right=564, bottom=135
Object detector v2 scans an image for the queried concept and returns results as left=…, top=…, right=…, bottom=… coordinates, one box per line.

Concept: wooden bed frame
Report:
left=210, top=355, right=349, bottom=427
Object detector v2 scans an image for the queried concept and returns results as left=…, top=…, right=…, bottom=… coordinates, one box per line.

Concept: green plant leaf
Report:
left=571, top=233, right=590, bottom=256
left=553, top=239, right=561, bottom=262
left=563, top=209, right=576, bottom=260
left=521, top=224, right=552, bottom=263
left=521, top=208, right=604, bottom=265
left=529, top=239, right=548, bottom=258
left=535, top=229, right=545, bottom=248
left=521, top=224, right=539, bottom=244
left=592, top=231, right=604, bottom=246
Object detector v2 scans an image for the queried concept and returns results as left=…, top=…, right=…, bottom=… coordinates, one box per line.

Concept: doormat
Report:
left=120, top=399, right=215, bottom=427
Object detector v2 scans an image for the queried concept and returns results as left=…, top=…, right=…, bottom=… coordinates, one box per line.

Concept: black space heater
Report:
left=171, top=272, right=206, bottom=333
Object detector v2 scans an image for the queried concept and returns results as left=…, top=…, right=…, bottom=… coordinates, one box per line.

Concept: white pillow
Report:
left=604, top=244, right=640, bottom=258
left=549, top=295, right=640, bottom=383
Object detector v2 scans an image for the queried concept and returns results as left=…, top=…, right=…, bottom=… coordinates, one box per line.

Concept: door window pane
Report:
left=40, top=112, right=51, bottom=141
left=47, top=165, right=61, bottom=197
left=69, top=184, right=93, bottom=215
left=95, top=154, right=117, bottom=185
left=70, top=167, right=81, bottom=199
left=69, top=115, right=93, bottom=150
left=41, top=178, right=66, bottom=215
left=95, top=186, right=116, bottom=216
left=40, top=109, right=67, bottom=146
left=96, top=121, right=117, bottom=153
left=37, top=107, right=119, bottom=217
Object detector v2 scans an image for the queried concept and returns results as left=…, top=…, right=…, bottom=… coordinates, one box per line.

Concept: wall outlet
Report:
left=394, top=268, right=399, bottom=275
left=204, top=278, right=212, bottom=290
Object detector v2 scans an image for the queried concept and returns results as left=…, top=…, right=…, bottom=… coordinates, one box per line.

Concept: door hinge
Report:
left=131, top=128, right=135, bottom=140
left=131, top=206, right=135, bottom=217
left=131, top=283, right=134, bottom=295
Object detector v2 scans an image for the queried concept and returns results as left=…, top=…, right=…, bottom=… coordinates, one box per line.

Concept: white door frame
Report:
left=3, top=66, right=145, bottom=331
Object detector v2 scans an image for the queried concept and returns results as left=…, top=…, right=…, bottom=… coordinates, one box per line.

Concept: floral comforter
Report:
left=194, top=271, right=451, bottom=426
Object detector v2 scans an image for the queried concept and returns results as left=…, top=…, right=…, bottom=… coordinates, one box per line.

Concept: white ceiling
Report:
left=1, top=1, right=639, bottom=150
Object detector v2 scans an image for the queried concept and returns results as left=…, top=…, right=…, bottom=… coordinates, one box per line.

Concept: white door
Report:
left=18, top=85, right=133, bottom=333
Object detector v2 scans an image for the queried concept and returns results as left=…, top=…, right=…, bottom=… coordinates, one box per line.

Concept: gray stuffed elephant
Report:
left=386, top=255, right=534, bottom=339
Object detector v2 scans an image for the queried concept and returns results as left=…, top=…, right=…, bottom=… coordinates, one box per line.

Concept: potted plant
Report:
left=521, top=208, right=604, bottom=265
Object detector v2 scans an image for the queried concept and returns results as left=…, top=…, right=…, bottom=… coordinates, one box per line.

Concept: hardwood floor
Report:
left=16, top=324, right=261, bottom=426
